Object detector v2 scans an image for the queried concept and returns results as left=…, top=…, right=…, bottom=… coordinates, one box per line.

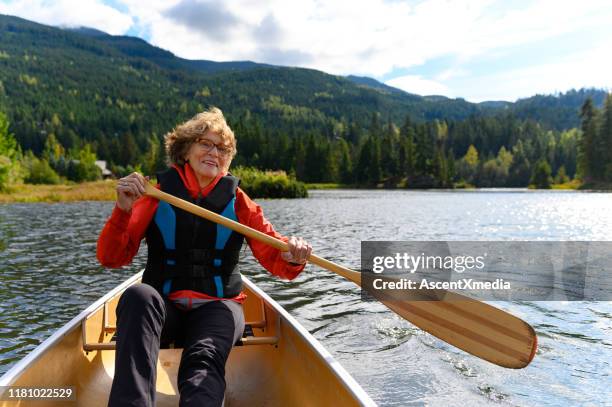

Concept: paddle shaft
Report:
left=145, top=184, right=360, bottom=284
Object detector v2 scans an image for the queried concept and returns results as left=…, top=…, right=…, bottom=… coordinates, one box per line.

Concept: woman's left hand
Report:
left=281, top=236, right=312, bottom=265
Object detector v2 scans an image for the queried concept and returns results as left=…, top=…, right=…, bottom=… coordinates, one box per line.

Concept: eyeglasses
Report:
left=194, top=138, right=233, bottom=157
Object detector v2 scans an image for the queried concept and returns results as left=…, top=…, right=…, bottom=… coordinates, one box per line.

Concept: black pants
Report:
left=108, top=284, right=245, bottom=407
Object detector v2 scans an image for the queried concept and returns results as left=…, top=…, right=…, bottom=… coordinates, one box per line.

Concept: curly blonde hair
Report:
left=164, top=107, right=236, bottom=168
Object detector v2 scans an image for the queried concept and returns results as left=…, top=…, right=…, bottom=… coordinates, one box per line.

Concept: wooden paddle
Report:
left=144, top=183, right=537, bottom=369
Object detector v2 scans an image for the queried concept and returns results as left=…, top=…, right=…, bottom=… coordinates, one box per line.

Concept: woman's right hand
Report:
left=116, top=172, right=147, bottom=212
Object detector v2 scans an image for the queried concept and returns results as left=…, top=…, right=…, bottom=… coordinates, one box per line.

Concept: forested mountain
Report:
left=0, top=13, right=479, bottom=155
left=69, top=26, right=275, bottom=74
left=512, top=89, right=608, bottom=130
left=1, top=15, right=603, bottom=147
left=0, top=14, right=608, bottom=188
left=345, top=75, right=408, bottom=95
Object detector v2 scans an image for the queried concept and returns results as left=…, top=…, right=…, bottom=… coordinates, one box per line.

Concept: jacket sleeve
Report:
left=235, top=188, right=305, bottom=280
left=96, top=195, right=158, bottom=268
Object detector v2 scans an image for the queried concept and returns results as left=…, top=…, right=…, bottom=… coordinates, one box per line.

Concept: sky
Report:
left=1, top=0, right=611, bottom=102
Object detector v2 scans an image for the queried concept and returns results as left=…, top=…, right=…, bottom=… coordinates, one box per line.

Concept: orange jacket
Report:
left=97, top=164, right=304, bottom=303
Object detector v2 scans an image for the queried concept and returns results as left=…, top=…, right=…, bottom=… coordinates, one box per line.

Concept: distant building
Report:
left=95, top=160, right=113, bottom=179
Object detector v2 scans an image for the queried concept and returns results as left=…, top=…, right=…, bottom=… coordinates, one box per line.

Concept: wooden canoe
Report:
left=0, top=272, right=375, bottom=406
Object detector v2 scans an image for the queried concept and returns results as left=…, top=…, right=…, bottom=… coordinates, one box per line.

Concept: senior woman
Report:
left=97, top=107, right=311, bottom=406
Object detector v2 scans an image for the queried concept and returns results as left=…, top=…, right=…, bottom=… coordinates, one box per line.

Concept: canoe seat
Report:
left=82, top=300, right=279, bottom=352
left=236, top=324, right=255, bottom=345
left=158, top=323, right=273, bottom=349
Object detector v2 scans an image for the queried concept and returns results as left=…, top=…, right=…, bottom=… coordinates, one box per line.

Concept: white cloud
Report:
left=0, top=0, right=133, bottom=35
left=385, top=75, right=451, bottom=96
left=2, top=0, right=612, bottom=100
left=452, top=43, right=612, bottom=102
left=118, top=0, right=612, bottom=77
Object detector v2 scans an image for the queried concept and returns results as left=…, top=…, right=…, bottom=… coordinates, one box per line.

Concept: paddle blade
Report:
left=381, top=295, right=537, bottom=369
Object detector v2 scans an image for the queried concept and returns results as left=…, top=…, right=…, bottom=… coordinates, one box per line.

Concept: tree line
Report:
left=578, top=94, right=612, bottom=185
left=0, top=103, right=595, bottom=191
left=231, top=110, right=580, bottom=188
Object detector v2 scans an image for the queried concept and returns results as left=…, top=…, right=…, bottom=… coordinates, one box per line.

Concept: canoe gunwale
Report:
left=0, top=272, right=143, bottom=386
left=241, top=277, right=376, bottom=406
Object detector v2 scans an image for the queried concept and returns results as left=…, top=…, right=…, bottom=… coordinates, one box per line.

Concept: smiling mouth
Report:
left=202, top=160, right=218, bottom=168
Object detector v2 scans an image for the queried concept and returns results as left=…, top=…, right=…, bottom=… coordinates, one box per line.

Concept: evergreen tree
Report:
left=578, top=98, right=599, bottom=180
left=355, top=137, right=371, bottom=184
left=555, top=165, right=569, bottom=184
left=433, top=120, right=450, bottom=186
left=120, top=133, right=139, bottom=167
left=399, top=115, right=416, bottom=178
left=398, top=140, right=407, bottom=179
left=405, top=127, right=416, bottom=177
left=336, top=138, right=353, bottom=184
left=275, top=132, right=291, bottom=172
left=292, top=139, right=306, bottom=180
left=509, top=140, right=531, bottom=186
left=380, top=133, right=397, bottom=179
left=303, top=135, right=321, bottom=182
left=346, top=121, right=362, bottom=145
left=370, top=136, right=382, bottom=184
left=414, top=125, right=432, bottom=176
left=369, top=112, right=382, bottom=138
left=531, top=159, right=553, bottom=189
left=601, top=94, right=612, bottom=180
left=381, top=117, right=398, bottom=178
left=0, top=111, right=22, bottom=189
left=447, top=149, right=456, bottom=184
left=432, top=147, right=449, bottom=187
left=558, top=129, right=578, bottom=178
left=322, top=142, right=338, bottom=183
left=67, top=144, right=101, bottom=182
left=355, top=136, right=382, bottom=185
left=142, top=135, right=162, bottom=175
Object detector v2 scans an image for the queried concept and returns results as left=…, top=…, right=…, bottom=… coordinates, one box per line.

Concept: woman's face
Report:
left=184, top=131, right=232, bottom=186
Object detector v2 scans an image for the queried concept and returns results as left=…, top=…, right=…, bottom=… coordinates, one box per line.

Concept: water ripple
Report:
left=1, top=191, right=612, bottom=407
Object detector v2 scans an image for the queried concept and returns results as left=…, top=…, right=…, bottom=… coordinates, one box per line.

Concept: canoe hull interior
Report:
left=0, top=273, right=373, bottom=406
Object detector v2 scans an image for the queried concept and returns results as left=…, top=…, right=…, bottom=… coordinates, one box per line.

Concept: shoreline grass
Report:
left=0, top=180, right=117, bottom=203
left=577, top=180, right=612, bottom=190
left=304, top=183, right=346, bottom=189
left=1, top=167, right=308, bottom=203
left=551, top=179, right=582, bottom=190
left=2, top=178, right=609, bottom=204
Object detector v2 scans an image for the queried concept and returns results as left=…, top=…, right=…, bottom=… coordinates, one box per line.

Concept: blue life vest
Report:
left=143, top=167, right=245, bottom=298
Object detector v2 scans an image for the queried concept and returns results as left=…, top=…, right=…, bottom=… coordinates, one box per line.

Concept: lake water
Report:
left=1, top=190, right=611, bottom=406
